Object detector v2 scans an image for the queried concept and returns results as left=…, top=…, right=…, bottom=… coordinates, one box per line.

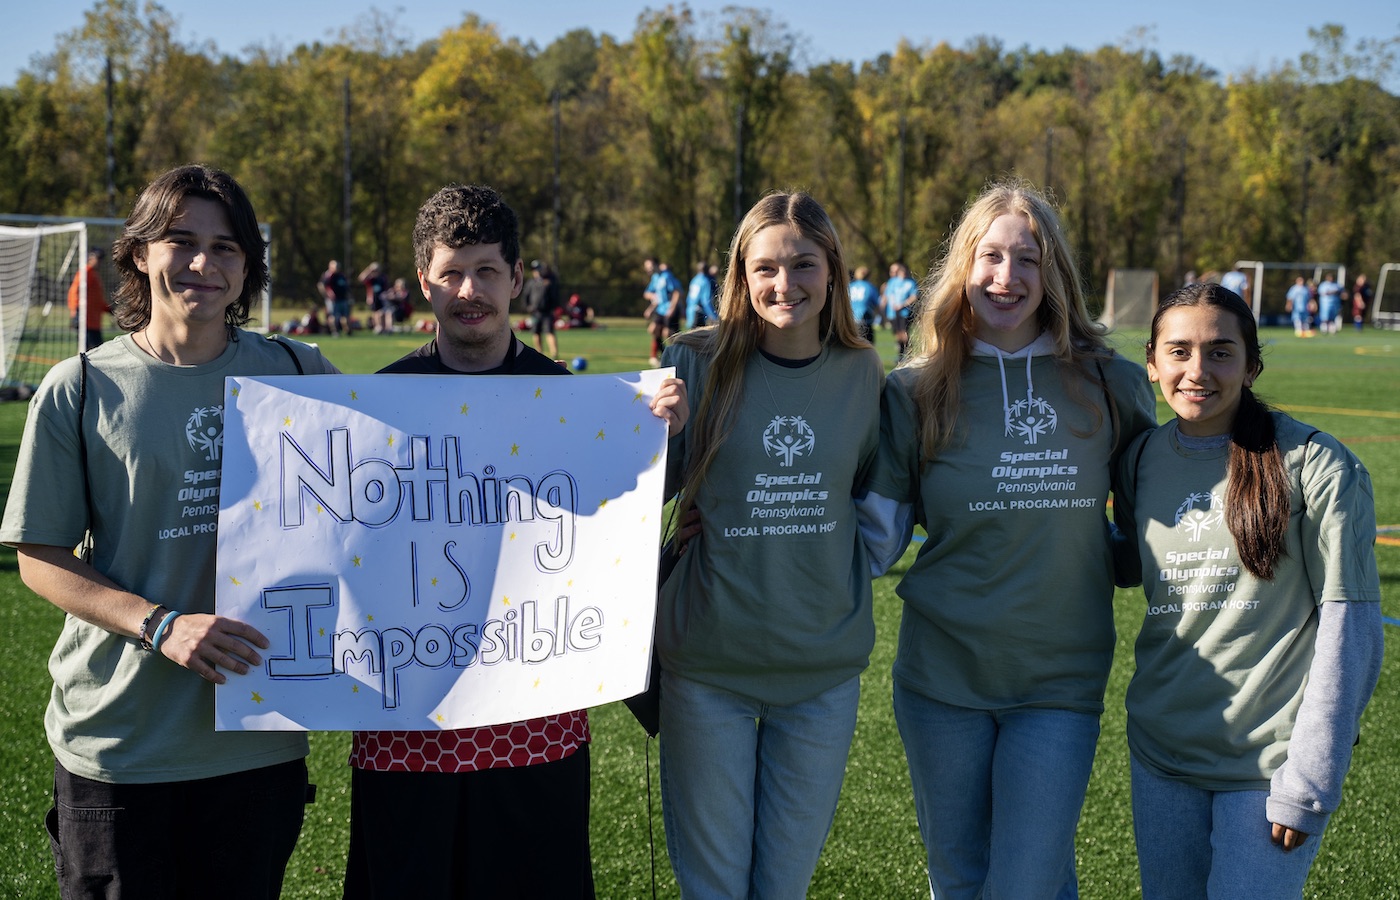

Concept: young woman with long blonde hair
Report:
left=657, top=191, right=883, bottom=897
left=863, top=180, right=1156, bottom=897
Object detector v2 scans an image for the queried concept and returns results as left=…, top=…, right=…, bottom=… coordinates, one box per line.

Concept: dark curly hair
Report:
left=412, top=184, right=520, bottom=274
left=111, top=164, right=267, bottom=332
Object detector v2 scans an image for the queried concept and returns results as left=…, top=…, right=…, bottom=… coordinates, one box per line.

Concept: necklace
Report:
left=136, top=329, right=168, bottom=363
left=758, top=345, right=827, bottom=419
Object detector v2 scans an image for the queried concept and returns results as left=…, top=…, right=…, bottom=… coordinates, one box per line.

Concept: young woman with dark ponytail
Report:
left=1116, top=282, right=1383, bottom=898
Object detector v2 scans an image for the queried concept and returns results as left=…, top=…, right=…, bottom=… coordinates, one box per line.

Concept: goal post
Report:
left=1099, top=268, right=1158, bottom=329
left=1234, top=260, right=1345, bottom=322
left=0, top=221, right=87, bottom=392
left=1374, top=264, right=1400, bottom=330
left=0, top=214, right=274, bottom=395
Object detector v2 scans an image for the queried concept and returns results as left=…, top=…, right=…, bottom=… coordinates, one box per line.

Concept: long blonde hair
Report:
left=908, top=179, right=1111, bottom=461
left=670, top=191, right=868, bottom=516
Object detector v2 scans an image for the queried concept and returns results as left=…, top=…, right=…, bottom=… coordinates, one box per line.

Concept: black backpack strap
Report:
left=77, top=353, right=96, bottom=562
left=269, top=336, right=306, bottom=374
left=1093, top=358, right=1121, bottom=454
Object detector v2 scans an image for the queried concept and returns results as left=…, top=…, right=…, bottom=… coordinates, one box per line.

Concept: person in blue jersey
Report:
left=643, top=256, right=683, bottom=366
left=862, top=179, right=1156, bottom=898
left=1284, top=275, right=1312, bottom=337
left=658, top=191, right=883, bottom=899
left=848, top=265, right=879, bottom=344
left=685, top=260, right=717, bottom=329
left=880, top=261, right=919, bottom=360
left=1116, top=283, right=1382, bottom=899
left=1315, top=272, right=1343, bottom=335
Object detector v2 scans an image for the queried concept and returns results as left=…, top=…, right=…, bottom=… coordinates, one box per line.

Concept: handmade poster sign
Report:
left=213, top=369, right=672, bottom=731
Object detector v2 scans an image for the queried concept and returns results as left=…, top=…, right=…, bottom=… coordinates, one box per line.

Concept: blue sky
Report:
left=9, top=0, right=1398, bottom=88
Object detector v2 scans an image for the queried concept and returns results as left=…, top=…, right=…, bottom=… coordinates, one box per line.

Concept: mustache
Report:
left=447, top=301, right=496, bottom=316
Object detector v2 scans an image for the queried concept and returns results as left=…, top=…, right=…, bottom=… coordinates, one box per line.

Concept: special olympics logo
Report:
left=1005, top=395, right=1058, bottom=445
left=185, top=405, right=225, bottom=462
left=762, top=415, right=816, bottom=467
left=1174, top=491, right=1224, bottom=542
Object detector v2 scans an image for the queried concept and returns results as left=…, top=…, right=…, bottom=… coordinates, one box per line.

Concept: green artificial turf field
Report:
left=0, top=319, right=1395, bottom=897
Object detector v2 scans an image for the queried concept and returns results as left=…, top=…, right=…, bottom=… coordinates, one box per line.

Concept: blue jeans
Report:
left=659, top=670, right=860, bottom=900
left=1131, top=758, right=1323, bottom=899
left=893, top=683, right=1100, bottom=899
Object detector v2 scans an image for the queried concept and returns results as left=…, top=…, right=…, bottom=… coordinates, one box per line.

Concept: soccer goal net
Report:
left=1235, top=260, right=1345, bottom=323
left=1099, top=269, right=1158, bottom=329
left=0, top=222, right=87, bottom=392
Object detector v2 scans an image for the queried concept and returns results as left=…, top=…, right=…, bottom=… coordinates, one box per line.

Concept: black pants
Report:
left=48, top=757, right=308, bottom=900
left=343, top=745, right=595, bottom=899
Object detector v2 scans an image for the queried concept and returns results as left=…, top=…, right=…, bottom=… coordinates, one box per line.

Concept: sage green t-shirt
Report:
left=867, top=347, right=1156, bottom=713
left=658, top=341, right=883, bottom=705
left=1117, top=415, right=1381, bottom=790
left=1, top=332, right=337, bottom=783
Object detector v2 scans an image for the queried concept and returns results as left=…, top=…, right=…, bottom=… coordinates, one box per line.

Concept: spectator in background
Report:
left=67, top=247, right=109, bottom=350
left=849, top=265, right=879, bottom=344
left=1351, top=274, right=1372, bottom=331
left=642, top=257, right=682, bottom=366
left=358, top=262, right=390, bottom=333
left=1316, top=273, right=1343, bottom=335
left=1285, top=276, right=1312, bottom=337
left=686, top=260, right=716, bottom=329
left=1220, top=264, right=1249, bottom=300
left=381, top=277, right=412, bottom=331
left=522, top=259, right=561, bottom=358
left=881, top=262, right=919, bottom=361
left=319, top=259, right=351, bottom=336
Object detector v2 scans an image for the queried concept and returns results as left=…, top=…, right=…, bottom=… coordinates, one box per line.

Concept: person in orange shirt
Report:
left=68, top=247, right=110, bottom=349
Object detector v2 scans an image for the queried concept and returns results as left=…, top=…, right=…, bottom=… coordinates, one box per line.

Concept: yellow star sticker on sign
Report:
left=230, top=386, right=240, bottom=397
left=353, top=555, right=363, bottom=567
left=633, top=391, right=644, bottom=403
left=251, top=692, right=264, bottom=704
left=436, top=714, right=445, bottom=723
left=596, top=429, right=606, bottom=440
left=229, top=576, right=241, bottom=586
left=283, top=416, right=292, bottom=426
left=253, top=500, right=263, bottom=511
left=460, top=403, right=469, bottom=414
left=510, top=443, right=520, bottom=455
left=634, top=424, right=641, bottom=433
left=350, top=390, right=358, bottom=400
left=387, top=435, right=395, bottom=448
left=535, top=387, right=543, bottom=398
left=352, top=684, right=360, bottom=693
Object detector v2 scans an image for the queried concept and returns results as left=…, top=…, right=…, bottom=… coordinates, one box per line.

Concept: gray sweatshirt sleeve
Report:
left=1266, top=599, right=1384, bottom=835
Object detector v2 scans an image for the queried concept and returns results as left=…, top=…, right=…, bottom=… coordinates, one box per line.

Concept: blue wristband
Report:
left=150, top=610, right=181, bottom=652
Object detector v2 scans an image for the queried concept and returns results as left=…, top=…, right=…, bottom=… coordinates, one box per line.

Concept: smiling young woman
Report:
left=860, top=178, right=1157, bottom=898
left=656, top=191, right=883, bottom=898
left=1116, top=283, right=1383, bottom=898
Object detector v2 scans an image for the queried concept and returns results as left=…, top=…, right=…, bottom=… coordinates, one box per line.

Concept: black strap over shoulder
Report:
left=269, top=336, right=306, bottom=374
left=77, top=354, right=96, bottom=562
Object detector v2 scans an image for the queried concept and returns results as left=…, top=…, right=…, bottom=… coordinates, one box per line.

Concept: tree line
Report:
left=3, top=0, right=1398, bottom=314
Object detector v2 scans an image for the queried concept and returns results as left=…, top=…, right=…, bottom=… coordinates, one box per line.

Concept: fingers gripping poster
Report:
left=213, top=369, right=672, bottom=731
